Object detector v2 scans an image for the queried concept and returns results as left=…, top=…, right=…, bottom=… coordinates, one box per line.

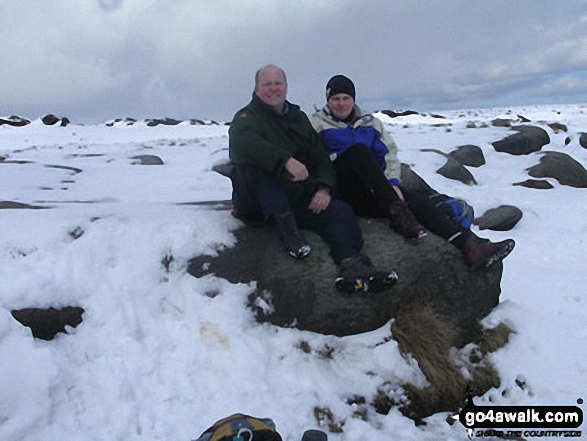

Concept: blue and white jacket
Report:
left=311, top=105, right=402, bottom=184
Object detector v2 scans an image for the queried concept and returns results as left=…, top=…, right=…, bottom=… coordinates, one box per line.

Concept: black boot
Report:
left=335, top=254, right=398, bottom=293
left=456, top=233, right=515, bottom=270
left=274, top=211, right=311, bottom=259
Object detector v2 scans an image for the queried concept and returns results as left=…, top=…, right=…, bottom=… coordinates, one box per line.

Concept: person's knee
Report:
left=340, top=143, right=371, bottom=160
left=327, top=199, right=357, bottom=222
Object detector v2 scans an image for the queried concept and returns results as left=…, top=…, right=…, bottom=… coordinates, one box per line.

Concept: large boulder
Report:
left=188, top=218, right=503, bottom=347
left=400, top=164, right=434, bottom=192
left=474, top=205, right=523, bottom=231
left=527, top=151, right=587, bottom=188
left=492, top=125, right=550, bottom=155
left=449, top=144, right=486, bottom=167
left=579, top=133, right=587, bottom=149
left=436, top=157, right=477, bottom=185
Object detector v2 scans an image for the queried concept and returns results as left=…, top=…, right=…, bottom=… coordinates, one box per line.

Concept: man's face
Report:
left=328, top=93, right=355, bottom=120
left=255, top=67, right=287, bottom=110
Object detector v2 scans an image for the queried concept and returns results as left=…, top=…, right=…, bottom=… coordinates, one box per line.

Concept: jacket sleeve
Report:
left=375, top=118, right=401, bottom=181
left=302, top=115, right=336, bottom=191
left=228, top=111, right=292, bottom=178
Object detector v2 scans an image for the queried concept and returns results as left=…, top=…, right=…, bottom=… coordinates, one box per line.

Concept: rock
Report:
left=45, top=164, right=83, bottom=174
left=580, top=133, right=587, bottom=149
left=42, top=114, right=60, bottom=125
left=527, top=151, right=587, bottom=188
left=0, top=116, right=31, bottom=127
left=565, top=137, right=571, bottom=146
left=548, top=122, right=568, bottom=133
left=474, top=205, right=523, bottom=231
left=492, top=125, right=550, bottom=155
left=11, top=306, right=85, bottom=340
left=399, top=164, right=434, bottom=192
left=129, top=155, right=164, bottom=165
left=188, top=119, right=207, bottom=125
left=513, top=179, right=554, bottom=190
left=0, top=201, right=50, bottom=209
left=41, top=114, right=70, bottom=126
left=105, top=118, right=137, bottom=127
left=436, top=157, right=477, bottom=185
left=491, top=118, right=513, bottom=127
left=145, top=118, right=182, bottom=127
left=449, top=145, right=486, bottom=167
left=187, top=217, right=503, bottom=347
left=380, top=110, right=420, bottom=118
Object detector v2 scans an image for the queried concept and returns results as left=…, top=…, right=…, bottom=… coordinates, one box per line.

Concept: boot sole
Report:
left=287, top=245, right=312, bottom=260
left=471, top=239, right=516, bottom=270
left=334, top=271, right=399, bottom=293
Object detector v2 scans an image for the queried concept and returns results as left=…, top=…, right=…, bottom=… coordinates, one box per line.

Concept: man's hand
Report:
left=285, top=157, right=309, bottom=181
left=391, top=185, right=405, bottom=202
left=309, top=188, right=331, bottom=213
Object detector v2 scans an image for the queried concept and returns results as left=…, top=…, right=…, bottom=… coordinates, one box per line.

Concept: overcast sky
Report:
left=2, top=0, right=587, bottom=123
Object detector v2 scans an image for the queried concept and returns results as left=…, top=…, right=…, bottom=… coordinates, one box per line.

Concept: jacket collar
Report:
left=251, top=93, right=300, bottom=119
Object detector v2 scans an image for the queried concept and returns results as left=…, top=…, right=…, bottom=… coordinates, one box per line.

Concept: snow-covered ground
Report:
left=0, top=104, right=586, bottom=440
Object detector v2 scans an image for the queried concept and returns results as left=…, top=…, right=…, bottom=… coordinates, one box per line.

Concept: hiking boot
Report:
left=461, top=234, right=515, bottom=270
left=274, top=211, right=312, bottom=259
left=335, top=254, right=398, bottom=293
left=389, top=201, right=428, bottom=239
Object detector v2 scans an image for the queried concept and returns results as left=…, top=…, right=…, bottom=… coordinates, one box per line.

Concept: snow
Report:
left=0, top=105, right=586, bottom=441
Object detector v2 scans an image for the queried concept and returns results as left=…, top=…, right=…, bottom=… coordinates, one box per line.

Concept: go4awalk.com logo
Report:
left=455, top=399, right=583, bottom=439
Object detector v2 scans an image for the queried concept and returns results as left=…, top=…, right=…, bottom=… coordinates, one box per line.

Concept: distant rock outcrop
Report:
left=492, top=125, right=550, bottom=155
left=527, top=151, right=587, bottom=188
left=105, top=118, right=137, bottom=126
left=0, top=116, right=31, bottom=127
left=474, top=205, right=523, bottom=231
left=42, top=114, right=71, bottom=126
left=380, top=110, right=446, bottom=119
left=145, top=118, right=182, bottom=127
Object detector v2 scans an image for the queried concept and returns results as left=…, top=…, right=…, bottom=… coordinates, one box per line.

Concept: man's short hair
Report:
left=255, top=64, right=287, bottom=87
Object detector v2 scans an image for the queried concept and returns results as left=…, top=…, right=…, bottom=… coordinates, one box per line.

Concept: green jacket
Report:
left=229, top=94, right=336, bottom=194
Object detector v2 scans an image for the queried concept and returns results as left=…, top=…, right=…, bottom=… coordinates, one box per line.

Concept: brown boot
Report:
left=460, top=234, right=515, bottom=270
left=389, top=201, right=428, bottom=239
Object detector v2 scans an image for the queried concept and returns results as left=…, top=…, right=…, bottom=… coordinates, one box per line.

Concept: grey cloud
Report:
left=1, top=0, right=587, bottom=122
left=97, top=0, right=123, bottom=11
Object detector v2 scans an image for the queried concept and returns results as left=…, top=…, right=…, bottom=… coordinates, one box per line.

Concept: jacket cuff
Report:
left=388, top=178, right=403, bottom=188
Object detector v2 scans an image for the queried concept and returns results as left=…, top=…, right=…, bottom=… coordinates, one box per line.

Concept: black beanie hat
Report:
left=326, top=75, right=355, bottom=101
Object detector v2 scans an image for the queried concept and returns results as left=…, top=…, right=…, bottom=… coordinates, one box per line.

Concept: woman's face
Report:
left=327, top=93, right=355, bottom=120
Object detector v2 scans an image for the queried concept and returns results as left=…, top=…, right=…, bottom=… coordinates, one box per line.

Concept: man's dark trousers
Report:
left=230, top=164, right=363, bottom=264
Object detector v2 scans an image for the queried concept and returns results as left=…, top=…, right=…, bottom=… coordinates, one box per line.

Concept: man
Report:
left=311, top=75, right=515, bottom=270
left=228, top=65, right=397, bottom=292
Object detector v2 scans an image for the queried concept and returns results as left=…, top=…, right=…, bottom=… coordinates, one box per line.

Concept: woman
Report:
left=311, top=75, right=515, bottom=269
